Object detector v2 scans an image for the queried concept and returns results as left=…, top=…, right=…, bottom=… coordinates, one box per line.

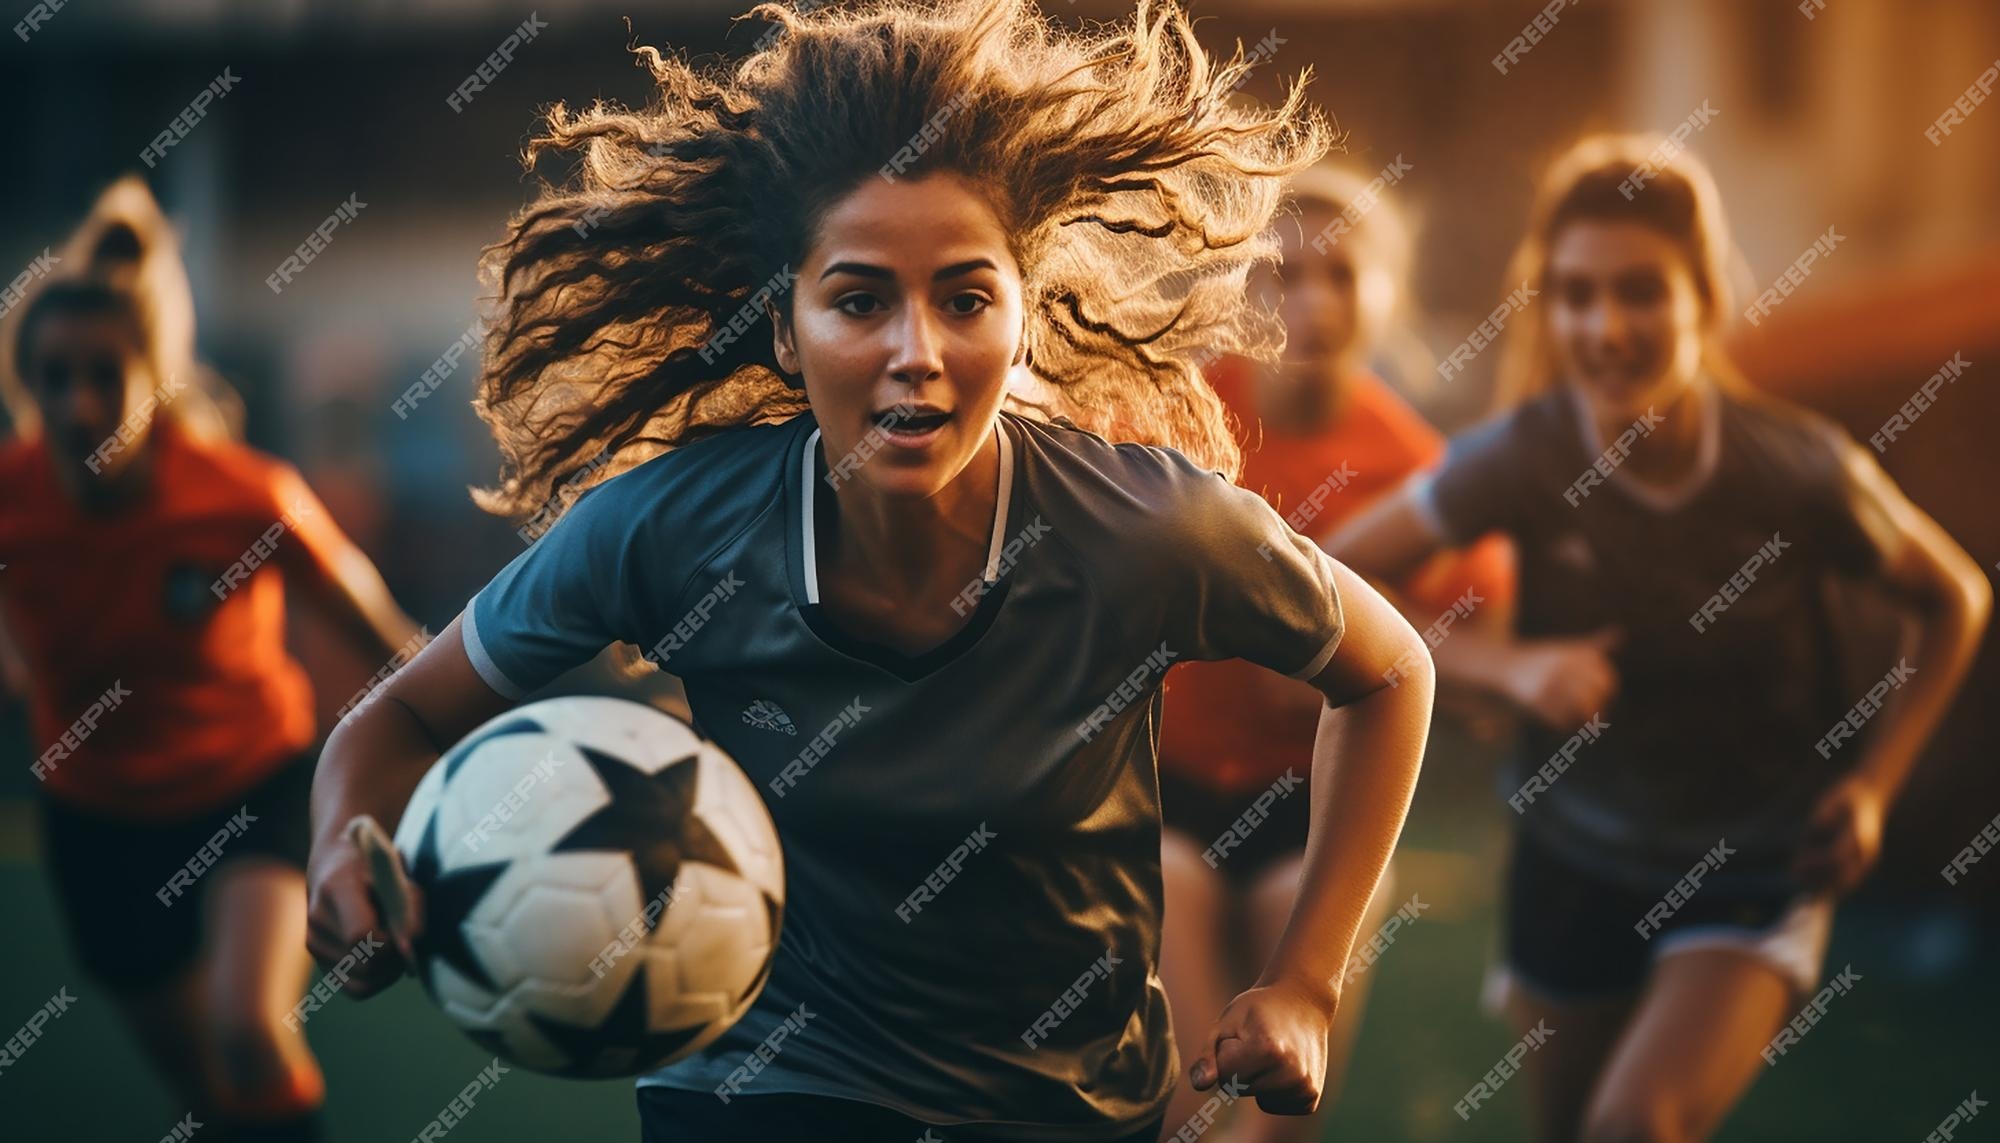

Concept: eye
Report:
left=1558, top=278, right=1594, bottom=309
left=836, top=293, right=884, bottom=317
left=945, top=292, right=991, bottom=316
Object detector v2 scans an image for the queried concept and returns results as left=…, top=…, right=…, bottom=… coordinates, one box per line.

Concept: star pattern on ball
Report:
left=409, top=812, right=508, bottom=994
left=528, top=962, right=713, bottom=1076
left=550, top=747, right=739, bottom=934
left=443, top=716, right=544, bottom=783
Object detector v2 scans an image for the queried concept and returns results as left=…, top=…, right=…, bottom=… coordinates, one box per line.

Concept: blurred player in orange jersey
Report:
left=0, top=178, right=419, bottom=1143
left=1155, top=164, right=1514, bottom=1142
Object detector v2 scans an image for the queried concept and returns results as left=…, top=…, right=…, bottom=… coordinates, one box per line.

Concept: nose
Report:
left=1586, top=298, right=1630, bottom=350
left=886, top=302, right=944, bottom=385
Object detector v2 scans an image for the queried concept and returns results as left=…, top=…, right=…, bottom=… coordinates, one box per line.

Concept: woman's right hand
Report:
left=305, top=829, right=424, bottom=999
left=1500, top=628, right=1621, bottom=730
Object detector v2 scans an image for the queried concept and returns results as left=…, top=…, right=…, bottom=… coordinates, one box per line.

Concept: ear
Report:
left=768, top=299, right=799, bottom=377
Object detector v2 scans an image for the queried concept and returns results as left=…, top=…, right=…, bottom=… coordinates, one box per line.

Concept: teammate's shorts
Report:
left=638, top=1087, right=1166, bottom=1142
left=37, top=751, right=317, bottom=991
left=1495, top=828, right=1833, bottom=1005
left=1158, top=766, right=1311, bottom=885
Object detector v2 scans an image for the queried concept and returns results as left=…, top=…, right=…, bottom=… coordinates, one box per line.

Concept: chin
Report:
left=1576, top=373, right=1675, bottom=420
left=857, top=461, right=950, bottom=500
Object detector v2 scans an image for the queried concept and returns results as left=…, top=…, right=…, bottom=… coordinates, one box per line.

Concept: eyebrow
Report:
left=819, top=258, right=997, bottom=283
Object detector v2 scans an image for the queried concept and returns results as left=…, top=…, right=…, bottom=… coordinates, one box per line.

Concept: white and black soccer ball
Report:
left=393, top=696, right=784, bottom=1078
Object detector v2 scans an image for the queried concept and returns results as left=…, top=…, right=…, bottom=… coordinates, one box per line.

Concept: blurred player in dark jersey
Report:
left=1156, top=164, right=1514, bottom=1142
left=0, top=178, right=420, bottom=1142
left=1332, top=136, right=1990, bottom=1143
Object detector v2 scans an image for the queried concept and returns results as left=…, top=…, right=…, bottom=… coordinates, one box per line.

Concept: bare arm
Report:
left=291, top=538, right=423, bottom=664
left=1796, top=446, right=1993, bottom=890
left=1187, top=559, right=1434, bottom=1113
left=0, top=584, right=28, bottom=700
left=1260, top=558, right=1433, bottom=1005
left=1324, top=487, right=1515, bottom=690
left=1328, top=482, right=1615, bottom=728
left=305, top=613, right=515, bottom=993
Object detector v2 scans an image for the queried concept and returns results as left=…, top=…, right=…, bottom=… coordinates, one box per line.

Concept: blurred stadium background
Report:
left=2, top=0, right=1995, bottom=1138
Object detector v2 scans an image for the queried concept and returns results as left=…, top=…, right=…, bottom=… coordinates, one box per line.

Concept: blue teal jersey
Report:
left=462, top=409, right=1345, bottom=1138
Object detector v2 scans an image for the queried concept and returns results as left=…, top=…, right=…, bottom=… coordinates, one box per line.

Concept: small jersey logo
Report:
left=1550, top=532, right=1596, bottom=574
left=162, top=562, right=224, bottom=624
left=742, top=699, right=797, bottom=735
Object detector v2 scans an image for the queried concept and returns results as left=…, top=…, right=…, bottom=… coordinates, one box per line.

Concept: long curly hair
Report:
left=471, top=0, right=1330, bottom=519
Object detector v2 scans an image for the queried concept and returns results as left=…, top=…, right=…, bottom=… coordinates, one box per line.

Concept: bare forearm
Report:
left=1257, top=665, right=1433, bottom=1004
left=309, top=698, right=444, bottom=854
left=1849, top=587, right=1990, bottom=801
left=1427, top=622, right=1524, bottom=699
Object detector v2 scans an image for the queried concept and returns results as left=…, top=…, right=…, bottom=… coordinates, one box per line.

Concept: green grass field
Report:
left=1, top=721, right=1991, bottom=1141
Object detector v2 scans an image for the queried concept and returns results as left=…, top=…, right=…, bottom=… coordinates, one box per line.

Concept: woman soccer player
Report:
left=1330, top=135, right=1991, bottom=1143
left=1155, top=163, right=1513, bottom=1142
left=0, top=179, right=420, bottom=1143
left=303, top=1, right=1437, bottom=1139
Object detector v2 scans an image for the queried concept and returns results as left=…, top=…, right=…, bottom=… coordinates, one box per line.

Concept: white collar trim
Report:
left=799, top=418, right=1014, bottom=605
left=1569, top=381, right=1721, bottom=513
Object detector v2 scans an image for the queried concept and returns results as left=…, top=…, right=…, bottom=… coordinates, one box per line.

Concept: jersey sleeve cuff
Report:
left=1287, top=625, right=1345, bottom=682
left=1407, top=471, right=1456, bottom=545
left=461, top=596, right=529, bottom=701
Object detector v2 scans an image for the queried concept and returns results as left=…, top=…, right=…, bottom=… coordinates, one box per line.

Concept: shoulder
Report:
left=1007, top=410, right=1233, bottom=519
left=1716, top=385, right=1852, bottom=477
left=1346, top=373, right=1445, bottom=458
left=583, top=416, right=798, bottom=530
left=0, top=437, right=52, bottom=531
left=535, top=416, right=799, bottom=577
left=0, top=436, right=47, bottom=487
left=1443, top=388, right=1569, bottom=468
left=165, top=428, right=307, bottom=513
left=1008, top=412, right=1295, bottom=588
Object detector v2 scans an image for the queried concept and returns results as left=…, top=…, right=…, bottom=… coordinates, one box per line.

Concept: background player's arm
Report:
left=0, top=585, right=29, bottom=700
left=1329, top=482, right=1616, bottom=729
left=271, top=464, right=421, bottom=661
left=306, top=615, right=514, bottom=994
left=1794, top=443, right=1993, bottom=892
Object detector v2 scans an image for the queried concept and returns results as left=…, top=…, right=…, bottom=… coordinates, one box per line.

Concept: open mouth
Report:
left=876, top=408, right=952, bottom=438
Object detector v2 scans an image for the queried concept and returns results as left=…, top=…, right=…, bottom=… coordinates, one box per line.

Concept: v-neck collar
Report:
left=785, top=413, right=1022, bottom=682
left=1567, top=381, right=1722, bottom=514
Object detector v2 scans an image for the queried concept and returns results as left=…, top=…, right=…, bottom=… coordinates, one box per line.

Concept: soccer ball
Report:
left=392, top=696, right=785, bottom=1077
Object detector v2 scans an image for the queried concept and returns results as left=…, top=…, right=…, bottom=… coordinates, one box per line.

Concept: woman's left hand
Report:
left=1792, top=777, right=1887, bottom=894
left=1186, top=977, right=1338, bottom=1115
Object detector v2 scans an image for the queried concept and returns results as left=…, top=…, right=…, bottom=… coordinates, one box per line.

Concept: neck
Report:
left=824, top=423, right=999, bottom=600
left=1254, top=356, right=1356, bottom=434
left=1597, top=378, right=1706, bottom=483
left=52, top=437, right=158, bottom=514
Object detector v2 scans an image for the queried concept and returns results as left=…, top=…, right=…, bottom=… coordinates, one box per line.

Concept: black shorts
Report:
left=1502, top=829, right=1831, bottom=1001
left=1159, top=766, right=1310, bottom=884
left=38, top=752, right=317, bottom=991
left=637, top=1087, right=1164, bottom=1143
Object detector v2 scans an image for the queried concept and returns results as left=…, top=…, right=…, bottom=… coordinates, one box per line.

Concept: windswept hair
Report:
left=1, top=175, right=242, bottom=442
left=1491, top=134, right=1751, bottom=412
left=473, top=0, right=1330, bottom=519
